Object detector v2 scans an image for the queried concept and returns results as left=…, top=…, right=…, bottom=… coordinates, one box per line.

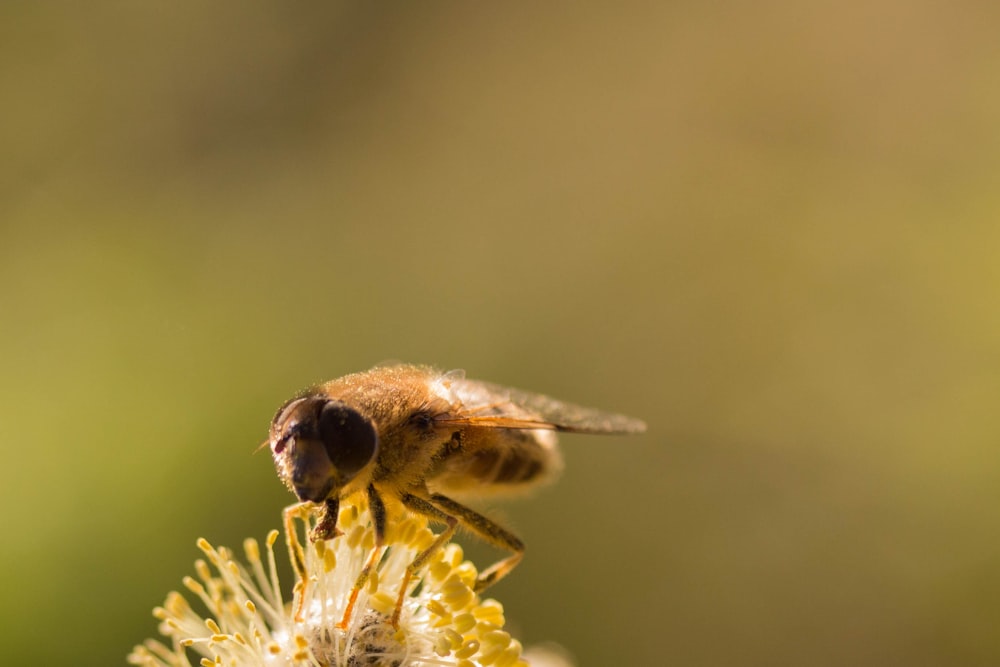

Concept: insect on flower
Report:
left=267, top=363, right=646, bottom=627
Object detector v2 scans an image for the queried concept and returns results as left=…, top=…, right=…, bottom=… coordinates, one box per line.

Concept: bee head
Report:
left=269, top=395, right=379, bottom=503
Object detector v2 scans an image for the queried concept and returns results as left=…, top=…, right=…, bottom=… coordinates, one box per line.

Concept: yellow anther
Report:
left=474, top=599, right=506, bottom=625
left=455, top=640, right=480, bottom=659
left=482, top=629, right=511, bottom=652
left=441, top=574, right=474, bottom=610
left=434, top=634, right=452, bottom=657
left=444, top=543, right=464, bottom=567
left=426, top=599, right=449, bottom=617
left=205, top=618, right=222, bottom=634
left=323, top=547, right=337, bottom=572
left=182, top=576, right=205, bottom=596
left=243, top=538, right=260, bottom=563
left=370, top=591, right=396, bottom=615
left=429, top=559, right=453, bottom=581
left=267, top=642, right=281, bottom=654
left=412, top=530, right=434, bottom=552
left=347, top=525, right=366, bottom=549
left=495, top=648, right=521, bottom=667
left=479, top=644, right=505, bottom=666
left=266, top=529, right=279, bottom=547
left=245, top=600, right=256, bottom=614
left=453, top=612, right=476, bottom=633
left=195, top=560, right=212, bottom=582
left=443, top=627, right=464, bottom=649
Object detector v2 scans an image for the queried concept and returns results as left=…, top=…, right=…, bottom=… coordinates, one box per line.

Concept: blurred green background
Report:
left=4, top=2, right=1000, bottom=665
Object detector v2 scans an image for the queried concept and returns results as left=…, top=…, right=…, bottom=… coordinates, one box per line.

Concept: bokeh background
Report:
left=4, top=2, right=1000, bottom=665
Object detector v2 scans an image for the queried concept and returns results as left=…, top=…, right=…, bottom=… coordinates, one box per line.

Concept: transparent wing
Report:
left=435, top=375, right=647, bottom=435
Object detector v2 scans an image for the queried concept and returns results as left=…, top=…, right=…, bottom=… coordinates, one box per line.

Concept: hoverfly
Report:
left=267, top=364, right=646, bottom=626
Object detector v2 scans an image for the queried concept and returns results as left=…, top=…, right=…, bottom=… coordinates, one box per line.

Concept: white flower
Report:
left=128, top=501, right=526, bottom=667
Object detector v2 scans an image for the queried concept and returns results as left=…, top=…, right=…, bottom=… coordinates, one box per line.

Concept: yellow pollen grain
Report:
left=245, top=600, right=257, bottom=614
left=294, top=634, right=309, bottom=649
left=199, top=659, right=215, bottom=667
left=205, top=619, right=222, bottom=634
left=266, top=529, right=279, bottom=547
left=268, top=642, right=281, bottom=654
left=455, top=640, right=479, bottom=659
left=293, top=650, right=310, bottom=661
left=233, top=632, right=247, bottom=646
left=211, top=634, right=227, bottom=642
left=180, top=639, right=194, bottom=647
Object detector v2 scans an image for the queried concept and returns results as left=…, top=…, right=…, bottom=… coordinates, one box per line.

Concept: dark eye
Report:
left=317, top=402, right=378, bottom=478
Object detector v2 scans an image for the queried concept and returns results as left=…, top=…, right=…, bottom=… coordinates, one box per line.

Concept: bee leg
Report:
left=428, top=493, right=525, bottom=593
left=282, top=502, right=312, bottom=622
left=395, top=493, right=460, bottom=628
left=311, top=497, right=342, bottom=541
left=337, top=485, right=387, bottom=630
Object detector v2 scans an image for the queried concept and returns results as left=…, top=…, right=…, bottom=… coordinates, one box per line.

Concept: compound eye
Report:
left=317, top=402, right=378, bottom=478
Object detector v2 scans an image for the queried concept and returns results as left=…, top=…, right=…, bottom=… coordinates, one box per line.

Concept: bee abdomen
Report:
left=468, top=448, right=546, bottom=485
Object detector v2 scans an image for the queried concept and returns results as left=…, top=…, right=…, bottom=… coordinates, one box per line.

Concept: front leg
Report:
left=337, top=485, right=388, bottom=629
left=310, top=496, right=342, bottom=541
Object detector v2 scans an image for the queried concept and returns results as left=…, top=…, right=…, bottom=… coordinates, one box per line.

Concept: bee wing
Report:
left=436, top=376, right=647, bottom=435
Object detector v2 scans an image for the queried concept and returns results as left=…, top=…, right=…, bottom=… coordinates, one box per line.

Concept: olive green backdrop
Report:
left=4, top=3, right=1000, bottom=665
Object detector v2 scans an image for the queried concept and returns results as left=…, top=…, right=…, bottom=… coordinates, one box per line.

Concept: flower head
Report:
left=129, top=501, right=526, bottom=667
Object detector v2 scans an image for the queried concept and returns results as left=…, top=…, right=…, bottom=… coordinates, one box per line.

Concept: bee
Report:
left=267, top=363, right=646, bottom=627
